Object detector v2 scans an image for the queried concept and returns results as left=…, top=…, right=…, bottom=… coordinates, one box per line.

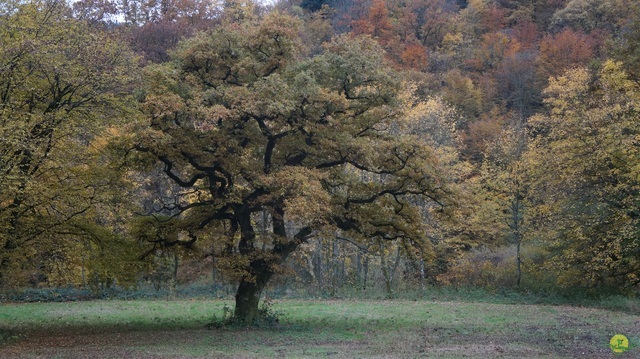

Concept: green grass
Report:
left=0, top=299, right=221, bottom=332
left=1, top=298, right=639, bottom=358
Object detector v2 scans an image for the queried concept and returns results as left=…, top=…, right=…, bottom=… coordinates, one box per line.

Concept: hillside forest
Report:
left=1, top=0, right=639, bottom=322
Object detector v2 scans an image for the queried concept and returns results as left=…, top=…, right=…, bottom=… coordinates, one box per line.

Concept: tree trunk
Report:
left=419, top=253, right=425, bottom=295
left=234, top=264, right=271, bottom=324
left=363, top=254, right=369, bottom=291
left=210, top=245, right=217, bottom=289
left=380, top=240, right=392, bottom=297
left=232, top=206, right=311, bottom=324
left=510, top=193, right=524, bottom=289
left=330, top=239, right=338, bottom=296
left=234, top=238, right=309, bottom=324
left=516, top=240, right=522, bottom=288
left=356, top=250, right=362, bottom=287
left=171, top=250, right=179, bottom=295
left=235, top=284, right=260, bottom=324
left=312, top=241, right=324, bottom=291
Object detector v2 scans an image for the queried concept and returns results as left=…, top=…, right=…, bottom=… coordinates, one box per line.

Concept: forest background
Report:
left=1, top=0, right=639, bottom=322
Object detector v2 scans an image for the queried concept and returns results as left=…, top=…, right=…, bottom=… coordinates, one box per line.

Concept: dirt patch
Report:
left=0, top=329, right=204, bottom=359
left=0, top=328, right=370, bottom=359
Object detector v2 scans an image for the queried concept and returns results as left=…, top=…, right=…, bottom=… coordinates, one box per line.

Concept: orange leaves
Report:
left=467, top=31, right=521, bottom=71
left=510, top=21, right=541, bottom=50
left=348, top=0, right=456, bottom=70
left=367, top=0, right=393, bottom=39
left=352, top=0, right=392, bottom=40
left=461, top=117, right=503, bottom=161
left=400, top=43, right=429, bottom=71
left=480, top=5, right=508, bottom=33
left=538, top=28, right=596, bottom=79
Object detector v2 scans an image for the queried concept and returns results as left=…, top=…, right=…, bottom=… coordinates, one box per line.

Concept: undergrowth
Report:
left=206, top=298, right=286, bottom=329
left=2, top=283, right=638, bottom=315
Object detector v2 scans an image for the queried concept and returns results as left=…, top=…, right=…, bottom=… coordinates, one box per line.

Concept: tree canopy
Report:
left=525, top=61, right=640, bottom=290
left=131, top=11, right=451, bottom=322
left=0, top=0, right=140, bottom=287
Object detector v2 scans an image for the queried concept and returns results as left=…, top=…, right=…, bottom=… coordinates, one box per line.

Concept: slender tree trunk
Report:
left=313, top=241, right=324, bottom=291
left=172, top=250, right=179, bottom=294
left=379, top=240, right=392, bottom=297
left=0, top=178, right=27, bottom=286
left=513, top=119, right=526, bottom=290
left=330, top=239, right=339, bottom=296
left=419, top=251, right=425, bottom=294
left=356, top=250, right=362, bottom=286
left=510, top=192, right=524, bottom=289
left=516, top=240, right=522, bottom=288
left=340, top=246, right=345, bottom=285
left=211, top=245, right=216, bottom=289
left=306, top=251, right=317, bottom=285
left=379, top=240, right=402, bottom=298
left=363, top=254, right=369, bottom=291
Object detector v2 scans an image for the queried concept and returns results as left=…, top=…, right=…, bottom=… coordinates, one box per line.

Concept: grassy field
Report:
left=1, top=298, right=639, bottom=358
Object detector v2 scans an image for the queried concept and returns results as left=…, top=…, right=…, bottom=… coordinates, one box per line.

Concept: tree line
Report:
left=0, top=0, right=638, bottom=323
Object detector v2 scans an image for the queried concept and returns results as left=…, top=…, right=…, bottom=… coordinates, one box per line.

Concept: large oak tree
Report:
left=133, top=11, right=452, bottom=323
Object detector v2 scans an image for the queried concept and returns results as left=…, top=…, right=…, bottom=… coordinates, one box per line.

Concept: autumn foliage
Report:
left=1, top=0, right=639, bottom=320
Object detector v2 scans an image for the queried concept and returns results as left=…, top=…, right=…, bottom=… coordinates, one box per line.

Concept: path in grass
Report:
left=1, top=299, right=638, bottom=358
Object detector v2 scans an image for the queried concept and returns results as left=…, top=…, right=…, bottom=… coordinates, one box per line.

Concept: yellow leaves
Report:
left=221, top=0, right=257, bottom=24
left=543, top=67, right=590, bottom=114
left=260, top=167, right=330, bottom=225
left=441, top=69, right=484, bottom=117
left=398, top=86, right=460, bottom=148
left=244, top=74, right=297, bottom=120
left=525, top=61, right=640, bottom=291
left=0, top=1, right=142, bottom=287
left=251, top=10, right=303, bottom=54
left=127, top=10, right=455, bottom=300
left=441, top=32, right=464, bottom=52
left=600, top=60, right=638, bottom=101
left=194, top=104, right=233, bottom=132
left=473, top=31, right=520, bottom=70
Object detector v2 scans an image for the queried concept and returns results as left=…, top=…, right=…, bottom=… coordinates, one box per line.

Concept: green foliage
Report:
left=611, top=2, right=640, bottom=80
left=300, top=0, right=333, bottom=12
left=1, top=287, right=94, bottom=303
left=549, top=0, right=625, bottom=33
left=207, top=298, right=285, bottom=328
left=0, top=282, right=235, bottom=303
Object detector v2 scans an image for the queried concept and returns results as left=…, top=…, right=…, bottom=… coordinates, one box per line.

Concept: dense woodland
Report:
left=1, top=0, right=639, bottom=322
